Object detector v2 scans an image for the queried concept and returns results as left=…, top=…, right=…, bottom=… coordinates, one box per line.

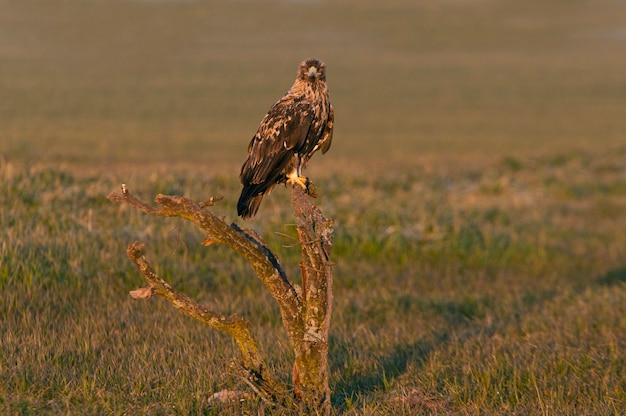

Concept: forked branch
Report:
left=107, top=184, right=334, bottom=414
left=107, top=190, right=302, bottom=325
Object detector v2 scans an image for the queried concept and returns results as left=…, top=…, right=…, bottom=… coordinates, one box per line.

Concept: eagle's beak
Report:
left=308, top=66, right=318, bottom=79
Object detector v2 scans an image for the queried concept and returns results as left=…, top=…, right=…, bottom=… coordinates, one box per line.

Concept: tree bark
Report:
left=290, top=186, right=334, bottom=412
left=107, top=184, right=333, bottom=414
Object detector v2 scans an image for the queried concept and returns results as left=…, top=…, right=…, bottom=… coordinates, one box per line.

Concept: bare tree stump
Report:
left=107, top=184, right=333, bottom=414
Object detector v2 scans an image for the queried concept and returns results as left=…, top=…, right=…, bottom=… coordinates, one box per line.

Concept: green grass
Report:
left=2, top=0, right=626, bottom=414
left=2, top=149, right=625, bottom=414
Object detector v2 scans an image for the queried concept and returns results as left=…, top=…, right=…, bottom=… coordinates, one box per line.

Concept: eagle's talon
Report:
left=305, top=179, right=318, bottom=198
left=286, top=175, right=317, bottom=197
left=287, top=175, right=309, bottom=191
left=307, top=186, right=318, bottom=198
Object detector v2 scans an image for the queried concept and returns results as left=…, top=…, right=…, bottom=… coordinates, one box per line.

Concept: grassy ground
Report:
left=2, top=0, right=626, bottom=414
left=2, top=150, right=625, bottom=414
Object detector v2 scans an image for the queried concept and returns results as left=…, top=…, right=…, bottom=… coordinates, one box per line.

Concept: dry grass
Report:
left=2, top=148, right=625, bottom=414
left=2, top=0, right=626, bottom=414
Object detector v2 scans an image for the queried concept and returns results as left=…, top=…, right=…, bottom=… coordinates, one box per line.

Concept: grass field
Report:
left=2, top=0, right=626, bottom=414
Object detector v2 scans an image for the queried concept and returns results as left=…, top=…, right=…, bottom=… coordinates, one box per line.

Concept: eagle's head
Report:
left=297, top=58, right=326, bottom=82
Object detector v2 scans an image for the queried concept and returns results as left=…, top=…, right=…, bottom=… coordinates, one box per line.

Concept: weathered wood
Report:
left=124, top=241, right=280, bottom=401
left=107, top=183, right=333, bottom=414
left=290, top=185, right=334, bottom=414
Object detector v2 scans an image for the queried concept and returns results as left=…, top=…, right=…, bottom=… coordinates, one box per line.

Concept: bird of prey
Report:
left=237, top=58, right=334, bottom=219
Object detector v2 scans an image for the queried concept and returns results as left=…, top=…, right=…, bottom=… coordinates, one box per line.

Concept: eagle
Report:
left=237, top=58, right=334, bottom=219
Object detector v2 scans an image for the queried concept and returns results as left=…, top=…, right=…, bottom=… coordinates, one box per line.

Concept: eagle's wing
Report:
left=241, top=98, right=314, bottom=187
left=318, top=103, right=334, bottom=154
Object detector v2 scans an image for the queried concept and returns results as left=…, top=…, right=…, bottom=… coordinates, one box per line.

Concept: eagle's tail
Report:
left=237, top=186, right=265, bottom=219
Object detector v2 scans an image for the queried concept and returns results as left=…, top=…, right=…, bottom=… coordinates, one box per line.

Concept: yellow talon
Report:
left=286, top=175, right=309, bottom=190
left=287, top=175, right=317, bottom=197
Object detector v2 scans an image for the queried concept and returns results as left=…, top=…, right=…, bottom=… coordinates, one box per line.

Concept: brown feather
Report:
left=238, top=58, right=334, bottom=219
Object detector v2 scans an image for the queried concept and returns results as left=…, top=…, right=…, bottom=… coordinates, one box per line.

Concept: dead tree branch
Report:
left=290, top=186, right=334, bottom=411
left=107, top=184, right=333, bottom=414
left=124, top=241, right=279, bottom=401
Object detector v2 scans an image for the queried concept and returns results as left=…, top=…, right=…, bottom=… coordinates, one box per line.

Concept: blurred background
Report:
left=1, top=0, right=625, bottom=170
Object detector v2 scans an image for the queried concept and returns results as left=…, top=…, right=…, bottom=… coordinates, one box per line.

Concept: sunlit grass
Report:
left=2, top=147, right=625, bottom=413
left=2, top=0, right=626, bottom=413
